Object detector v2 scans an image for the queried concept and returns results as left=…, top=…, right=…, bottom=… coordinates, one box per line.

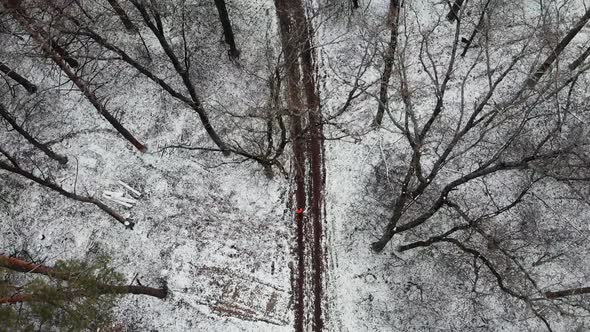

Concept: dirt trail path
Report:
left=274, top=0, right=326, bottom=330
left=308, top=100, right=325, bottom=332
left=290, top=89, right=325, bottom=332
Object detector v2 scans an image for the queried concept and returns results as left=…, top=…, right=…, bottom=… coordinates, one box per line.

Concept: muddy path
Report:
left=274, top=0, right=326, bottom=330
left=291, top=97, right=325, bottom=332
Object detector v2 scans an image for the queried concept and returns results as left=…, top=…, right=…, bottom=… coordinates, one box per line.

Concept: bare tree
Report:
left=526, top=6, right=590, bottom=87
left=48, top=0, right=290, bottom=168
left=2, top=0, right=147, bottom=152
left=373, top=0, right=400, bottom=126
left=364, top=1, right=590, bottom=329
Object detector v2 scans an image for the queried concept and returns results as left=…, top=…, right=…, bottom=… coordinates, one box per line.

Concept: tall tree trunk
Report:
left=526, top=6, right=590, bottom=87
left=106, top=0, right=137, bottom=32
left=0, top=61, right=37, bottom=93
left=568, top=46, right=590, bottom=71
left=0, top=255, right=167, bottom=299
left=447, top=0, right=465, bottom=22
left=460, top=0, right=491, bottom=57
left=213, top=0, right=240, bottom=59
left=373, top=0, right=400, bottom=127
left=2, top=0, right=147, bottom=152
left=0, top=102, right=68, bottom=164
left=545, top=286, right=590, bottom=299
left=49, top=39, right=79, bottom=68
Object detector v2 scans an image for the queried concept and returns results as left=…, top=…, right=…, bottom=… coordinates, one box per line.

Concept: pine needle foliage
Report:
left=0, top=255, right=124, bottom=332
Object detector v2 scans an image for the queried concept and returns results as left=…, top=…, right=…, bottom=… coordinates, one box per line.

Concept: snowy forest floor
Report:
left=2, top=0, right=590, bottom=331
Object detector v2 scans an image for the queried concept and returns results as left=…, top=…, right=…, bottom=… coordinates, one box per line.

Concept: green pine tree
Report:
left=0, top=255, right=125, bottom=332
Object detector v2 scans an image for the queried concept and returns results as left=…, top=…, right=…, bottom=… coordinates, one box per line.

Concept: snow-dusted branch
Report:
left=0, top=152, right=133, bottom=229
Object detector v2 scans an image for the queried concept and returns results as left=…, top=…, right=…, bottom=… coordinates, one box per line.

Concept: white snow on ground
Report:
left=3, top=0, right=590, bottom=331
left=1, top=1, right=294, bottom=330
left=319, top=0, right=590, bottom=331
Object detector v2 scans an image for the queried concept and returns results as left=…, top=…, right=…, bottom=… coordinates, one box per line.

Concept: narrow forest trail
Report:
left=308, top=96, right=326, bottom=332
left=291, top=104, right=326, bottom=332
left=290, top=93, right=326, bottom=332
left=274, top=0, right=327, bottom=330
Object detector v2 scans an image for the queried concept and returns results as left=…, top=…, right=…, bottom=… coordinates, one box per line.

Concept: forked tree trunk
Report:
left=0, top=255, right=167, bottom=300
left=213, top=0, right=240, bottom=59
left=0, top=102, right=68, bottom=164
left=373, top=0, right=400, bottom=127
left=130, top=0, right=229, bottom=153
left=0, top=61, right=37, bottom=93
